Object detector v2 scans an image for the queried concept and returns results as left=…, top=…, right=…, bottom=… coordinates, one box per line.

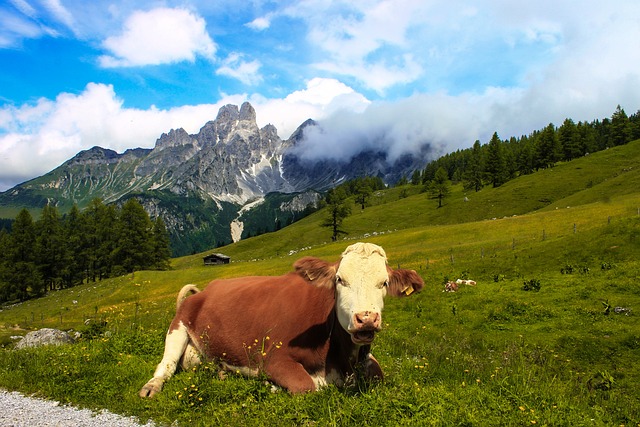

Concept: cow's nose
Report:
left=353, top=311, right=381, bottom=330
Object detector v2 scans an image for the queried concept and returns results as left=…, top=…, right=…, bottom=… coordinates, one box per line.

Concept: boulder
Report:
left=14, top=328, right=74, bottom=350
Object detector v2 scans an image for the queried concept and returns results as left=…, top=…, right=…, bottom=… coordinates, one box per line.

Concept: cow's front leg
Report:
left=363, top=352, right=384, bottom=380
left=265, top=359, right=316, bottom=394
left=139, top=322, right=191, bottom=398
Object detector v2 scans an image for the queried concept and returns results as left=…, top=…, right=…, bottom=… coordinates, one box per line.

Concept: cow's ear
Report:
left=294, top=257, right=337, bottom=288
left=387, top=268, right=424, bottom=297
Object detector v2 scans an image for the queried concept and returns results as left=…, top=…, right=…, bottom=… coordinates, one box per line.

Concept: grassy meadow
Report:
left=1, top=141, right=640, bottom=426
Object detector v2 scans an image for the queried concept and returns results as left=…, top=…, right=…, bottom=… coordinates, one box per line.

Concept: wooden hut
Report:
left=203, top=253, right=230, bottom=266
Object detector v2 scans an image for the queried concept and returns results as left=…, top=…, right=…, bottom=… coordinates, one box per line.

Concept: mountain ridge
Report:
left=0, top=102, right=429, bottom=255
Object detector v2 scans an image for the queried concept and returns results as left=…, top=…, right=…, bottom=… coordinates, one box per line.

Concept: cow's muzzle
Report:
left=350, top=311, right=381, bottom=344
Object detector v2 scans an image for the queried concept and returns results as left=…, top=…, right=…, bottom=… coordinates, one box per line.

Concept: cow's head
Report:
left=295, top=242, right=424, bottom=345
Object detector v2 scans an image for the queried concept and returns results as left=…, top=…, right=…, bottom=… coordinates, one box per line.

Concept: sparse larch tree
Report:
left=428, top=166, right=451, bottom=208
left=322, top=187, right=351, bottom=241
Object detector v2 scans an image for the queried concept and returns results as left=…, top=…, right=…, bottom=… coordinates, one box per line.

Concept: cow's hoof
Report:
left=139, top=379, right=163, bottom=398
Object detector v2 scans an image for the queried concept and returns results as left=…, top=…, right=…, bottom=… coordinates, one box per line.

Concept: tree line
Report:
left=320, top=105, right=640, bottom=239
left=409, top=105, right=640, bottom=193
left=0, top=198, right=171, bottom=303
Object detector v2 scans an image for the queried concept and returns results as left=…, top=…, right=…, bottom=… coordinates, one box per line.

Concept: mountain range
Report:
left=0, top=102, right=428, bottom=255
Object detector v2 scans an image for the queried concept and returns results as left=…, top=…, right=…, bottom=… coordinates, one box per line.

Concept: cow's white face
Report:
left=334, top=243, right=389, bottom=345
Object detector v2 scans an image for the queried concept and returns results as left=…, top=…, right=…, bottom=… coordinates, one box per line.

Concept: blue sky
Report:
left=1, top=0, right=640, bottom=191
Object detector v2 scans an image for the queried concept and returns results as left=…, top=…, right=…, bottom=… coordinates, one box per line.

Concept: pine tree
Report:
left=35, top=204, right=64, bottom=291
left=516, top=136, right=535, bottom=175
left=559, top=118, right=581, bottom=161
left=576, top=122, right=597, bottom=155
left=322, top=188, right=351, bottom=241
left=535, top=123, right=560, bottom=169
left=485, top=132, right=507, bottom=187
left=428, top=167, right=451, bottom=208
left=463, top=140, right=484, bottom=192
left=7, top=209, right=41, bottom=300
left=0, top=229, right=10, bottom=302
left=96, top=204, right=118, bottom=278
left=629, top=110, right=640, bottom=141
left=61, top=205, right=86, bottom=287
left=610, top=105, right=631, bottom=147
left=354, top=180, right=373, bottom=209
left=116, top=198, right=153, bottom=273
left=151, top=217, right=172, bottom=270
left=82, top=199, right=105, bottom=281
left=411, top=170, right=422, bottom=185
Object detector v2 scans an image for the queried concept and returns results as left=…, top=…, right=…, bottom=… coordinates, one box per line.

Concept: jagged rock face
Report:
left=152, top=101, right=294, bottom=203
left=279, top=191, right=322, bottom=212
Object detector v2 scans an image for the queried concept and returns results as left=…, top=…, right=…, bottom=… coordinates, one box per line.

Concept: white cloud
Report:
left=246, top=16, right=271, bottom=31
left=250, top=78, right=371, bottom=138
left=0, top=8, right=52, bottom=47
left=283, top=0, right=428, bottom=92
left=315, top=54, right=423, bottom=95
left=216, top=53, right=263, bottom=85
left=99, top=7, right=216, bottom=67
left=41, top=0, right=78, bottom=36
left=9, top=0, right=37, bottom=19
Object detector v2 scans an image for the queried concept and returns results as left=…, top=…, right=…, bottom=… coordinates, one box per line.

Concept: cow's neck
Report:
left=327, top=310, right=370, bottom=377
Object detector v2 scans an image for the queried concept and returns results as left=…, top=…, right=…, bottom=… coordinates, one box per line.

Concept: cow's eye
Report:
left=336, top=275, right=343, bottom=285
left=383, top=280, right=389, bottom=287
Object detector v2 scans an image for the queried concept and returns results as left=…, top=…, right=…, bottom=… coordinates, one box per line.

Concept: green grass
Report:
left=2, top=141, right=640, bottom=426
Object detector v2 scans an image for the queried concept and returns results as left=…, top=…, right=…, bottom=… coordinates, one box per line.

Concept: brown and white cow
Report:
left=139, top=242, right=423, bottom=396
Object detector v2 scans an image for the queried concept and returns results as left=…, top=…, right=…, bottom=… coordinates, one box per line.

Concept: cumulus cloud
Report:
left=216, top=53, right=263, bottom=85
left=246, top=15, right=271, bottom=31
left=250, top=78, right=371, bottom=139
left=99, top=7, right=216, bottom=67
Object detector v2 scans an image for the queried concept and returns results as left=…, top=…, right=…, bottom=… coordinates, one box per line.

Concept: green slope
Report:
left=1, top=140, right=640, bottom=426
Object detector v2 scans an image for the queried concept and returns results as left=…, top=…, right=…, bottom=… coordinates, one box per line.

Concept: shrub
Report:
left=522, top=278, right=541, bottom=292
left=561, top=264, right=574, bottom=274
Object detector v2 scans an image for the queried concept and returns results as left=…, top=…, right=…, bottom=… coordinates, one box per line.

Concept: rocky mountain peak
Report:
left=197, top=102, right=261, bottom=147
left=239, top=101, right=256, bottom=122
left=154, top=128, right=193, bottom=151
left=69, top=146, right=120, bottom=165
left=288, top=119, right=317, bottom=146
left=216, top=104, right=240, bottom=122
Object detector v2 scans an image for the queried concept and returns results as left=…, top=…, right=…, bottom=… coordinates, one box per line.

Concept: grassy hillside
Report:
left=1, top=140, right=640, bottom=426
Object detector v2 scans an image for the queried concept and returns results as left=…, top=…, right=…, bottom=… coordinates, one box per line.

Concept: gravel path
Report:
left=0, top=389, right=157, bottom=427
